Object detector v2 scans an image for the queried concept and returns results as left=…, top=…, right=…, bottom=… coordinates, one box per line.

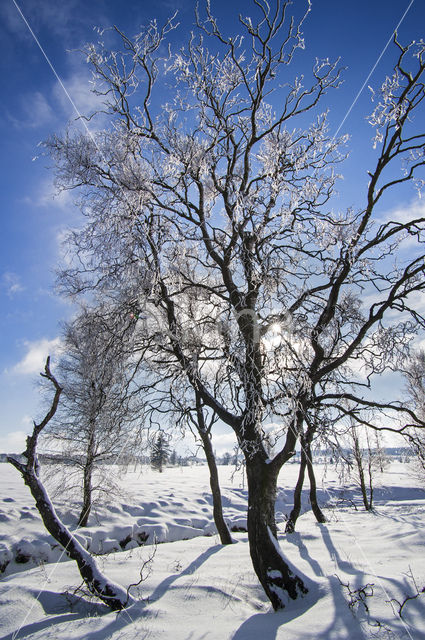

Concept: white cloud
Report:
left=1, top=1, right=83, bottom=43
left=0, top=430, right=28, bottom=454
left=2, top=272, right=25, bottom=297
left=413, top=337, right=425, bottom=352
left=377, top=198, right=425, bottom=250
left=211, top=431, right=238, bottom=455
left=22, top=176, right=74, bottom=210
left=53, top=70, right=107, bottom=126
left=382, top=198, right=425, bottom=225
left=11, top=338, right=62, bottom=376
left=0, top=2, right=30, bottom=40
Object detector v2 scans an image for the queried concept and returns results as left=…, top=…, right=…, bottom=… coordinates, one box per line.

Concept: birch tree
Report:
left=48, top=1, right=425, bottom=610
left=46, top=304, right=142, bottom=526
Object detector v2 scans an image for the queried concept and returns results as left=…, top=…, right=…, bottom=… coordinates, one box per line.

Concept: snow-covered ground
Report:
left=0, top=461, right=424, bottom=639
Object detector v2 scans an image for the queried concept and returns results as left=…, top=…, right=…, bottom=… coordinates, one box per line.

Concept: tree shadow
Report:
left=75, top=544, right=225, bottom=640
left=230, top=572, right=366, bottom=640
left=231, top=582, right=324, bottom=640
left=4, top=545, right=224, bottom=640
left=317, top=523, right=359, bottom=576
left=3, top=612, right=97, bottom=640
left=147, top=543, right=223, bottom=604
left=285, top=531, right=324, bottom=577
left=320, top=575, right=367, bottom=640
left=1, top=590, right=108, bottom=640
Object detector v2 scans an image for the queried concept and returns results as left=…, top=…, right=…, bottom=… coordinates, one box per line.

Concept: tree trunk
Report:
left=78, top=453, right=94, bottom=527
left=8, top=456, right=134, bottom=611
left=367, top=456, right=374, bottom=511
left=285, top=450, right=307, bottom=533
left=246, top=459, right=308, bottom=610
left=8, top=358, right=133, bottom=611
left=285, top=440, right=325, bottom=533
left=358, top=464, right=371, bottom=510
left=305, top=442, right=326, bottom=524
left=199, top=429, right=233, bottom=545
left=194, top=394, right=233, bottom=545
left=353, top=431, right=372, bottom=510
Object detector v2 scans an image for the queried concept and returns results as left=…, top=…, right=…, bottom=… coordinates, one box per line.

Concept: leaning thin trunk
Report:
left=199, top=429, right=233, bottom=545
left=367, top=454, right=374, bottom=511
left=195, top=394, right=232, bottom=545
left=358, top=462, right=371, bottom=510
left=285, top=450, right=307, bottom=533
left=305, top=442, right=326, bottom=524
left=285, top=441, right=325, bottom=533
left=353, top=432, right=372, bottom=511
left=246, top=459, right=308, bottom=610
left=78, top=414, right=97, bottom=527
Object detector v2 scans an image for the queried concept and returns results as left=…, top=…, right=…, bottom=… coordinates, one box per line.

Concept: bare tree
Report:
left=134, top=368, right=233, bottom=544
left=348, top=424, right=375, bottom=511
left=325, top=417, right=388, bottom=511
left=8, top=359, right=134, bottom=611
left=405, top=351, right=425, bottom=418
left=47, top=1, right=425, bottom=610
left=46, top=304, right=143, bottom=526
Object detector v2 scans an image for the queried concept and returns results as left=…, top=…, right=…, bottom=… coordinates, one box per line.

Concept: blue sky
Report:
left=0, top=0, right=424, bottom=454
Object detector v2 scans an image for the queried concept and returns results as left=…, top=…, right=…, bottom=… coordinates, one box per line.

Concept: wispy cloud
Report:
left=52, top=68, right=107, bottom=127
left=7, top=91, right=55, bottom=130
left=380, top=198, right=425, bottom=229
left=20, top=176, right=74, bottom=210
left=10, top=337, right=62, bottom=376
left=2, top=1, right=83, bottom=43
left=0, top=1, right=31, bottom=41
left=2, top=272, right=25, bottom=297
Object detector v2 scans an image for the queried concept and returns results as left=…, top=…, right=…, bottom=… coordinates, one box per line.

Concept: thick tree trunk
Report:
left=199, top=429, right=233, bottom=545
left=8, top=456, right=134, bottom=610
left=285, top=450, right=307, bottom=533
left=246, top=459, right=308, bottom=610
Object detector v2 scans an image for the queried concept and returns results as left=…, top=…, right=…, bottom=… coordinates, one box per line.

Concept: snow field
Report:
left=0, top=461, right=424, bottom=639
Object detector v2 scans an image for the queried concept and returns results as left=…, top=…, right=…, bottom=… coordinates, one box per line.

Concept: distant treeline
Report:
left=0, top=447, right=413, bottom=466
